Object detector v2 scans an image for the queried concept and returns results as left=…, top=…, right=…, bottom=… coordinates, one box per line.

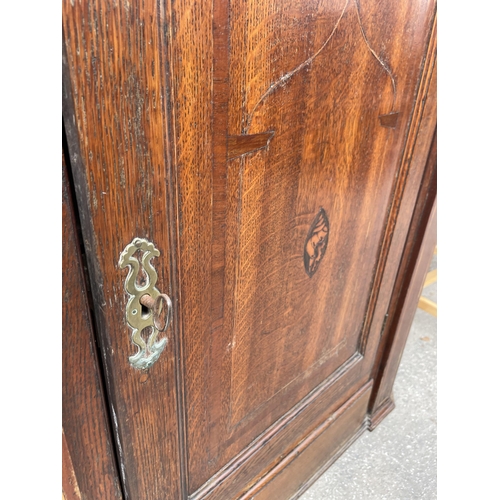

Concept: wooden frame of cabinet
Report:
left=62, top=1, right=437, bottom=498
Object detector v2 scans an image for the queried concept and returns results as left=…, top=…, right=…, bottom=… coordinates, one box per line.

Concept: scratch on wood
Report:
left=354, top=0, right=397, bottom=108
left=244, top=0, right=398, bottom=132
left=244, top=0, right=350, bottom=132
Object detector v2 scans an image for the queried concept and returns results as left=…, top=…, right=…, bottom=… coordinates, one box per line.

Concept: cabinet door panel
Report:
left=63, top=0, right=436, bottom=498
left=225, top=1, right=401, bottom=426
left=177, top=0, right=436, bottom=491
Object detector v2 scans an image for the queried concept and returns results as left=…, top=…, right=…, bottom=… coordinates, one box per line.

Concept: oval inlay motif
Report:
left=304, top=208, right=330, bottom=277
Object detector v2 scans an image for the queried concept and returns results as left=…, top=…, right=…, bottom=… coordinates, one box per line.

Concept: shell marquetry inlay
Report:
left=304, top=208, right=330, bottom=277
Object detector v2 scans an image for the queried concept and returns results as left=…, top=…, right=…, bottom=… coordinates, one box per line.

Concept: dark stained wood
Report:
left=190, top=354, right=365, bottom=500
left=379, top=112, right=401, bottom=129
left=371, top=199, right=436, bottom=429
left=63, top=0, right=437, bottom=498
left=369, top=21, right=437, bottom=425
left=177, top=0, right=437, bottom=492
left=304, top=208, right=330, bottom=278
left=62, top=153, right=122, bottom=500
left=62, top=2, right=183, bottom=498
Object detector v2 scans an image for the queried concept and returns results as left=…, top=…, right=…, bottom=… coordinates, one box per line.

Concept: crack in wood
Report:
left=243, top=0, right=398, bottom=132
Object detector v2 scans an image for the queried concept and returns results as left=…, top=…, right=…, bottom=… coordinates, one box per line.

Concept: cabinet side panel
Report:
left=369, top=31, right=437, bottom=422
left=62, top=154, right=123, bottom=500
left=369, top=131, right=437, bottom=426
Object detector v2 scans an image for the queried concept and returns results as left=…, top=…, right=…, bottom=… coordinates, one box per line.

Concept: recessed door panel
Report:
left=174, top=0, right=435, bottom=491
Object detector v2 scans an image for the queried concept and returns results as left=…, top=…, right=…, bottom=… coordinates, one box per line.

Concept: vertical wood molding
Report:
left=357, top=8, right=437, bottom=355
left=62, top=147, right=123, bottom=499
left=369, top=131, right=437, bottom=425
left=368, top=11, right=437, bottom=419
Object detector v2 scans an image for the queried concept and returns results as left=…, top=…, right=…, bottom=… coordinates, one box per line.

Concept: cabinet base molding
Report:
left=368, top=396, right=396, bottom=431
left=245, top=382, right=372, bottom=500
left=192, top=381, right=372, bottom=500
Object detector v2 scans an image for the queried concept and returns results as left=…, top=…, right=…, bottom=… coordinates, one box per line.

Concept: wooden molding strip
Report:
left=368, top=396, right=395, bottom=431
left=357, top=7, right=437, bottom=354
left=242, top=382, right=372, bottom=499
left=189, top=354, right=363, bottom=500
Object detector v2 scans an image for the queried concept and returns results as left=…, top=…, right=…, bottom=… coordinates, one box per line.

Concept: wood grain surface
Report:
left=174, top=0, right=437, bottom=491
left=370, top=127, right=437, bottom=426
left=369, top=20, right=437, bottom=423
left=63, top=0, right=437, bottom=498
left=62, top=2, right=183, bottom=498
left=62, top=152, right=123, bottom=500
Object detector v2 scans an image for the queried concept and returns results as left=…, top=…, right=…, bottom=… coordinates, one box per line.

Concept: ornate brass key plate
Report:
left=118, top=238, right=172, bottom=370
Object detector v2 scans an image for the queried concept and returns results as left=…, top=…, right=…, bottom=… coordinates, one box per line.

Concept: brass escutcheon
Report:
left=118, top=237, right=172, bottom=370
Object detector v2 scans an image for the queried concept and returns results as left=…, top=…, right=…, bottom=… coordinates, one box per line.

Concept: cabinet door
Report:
left=63, top=1, right=436, bottom=498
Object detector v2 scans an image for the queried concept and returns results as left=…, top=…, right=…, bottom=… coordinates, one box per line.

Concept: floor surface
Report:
left=299, top=255, right=437, bottom=499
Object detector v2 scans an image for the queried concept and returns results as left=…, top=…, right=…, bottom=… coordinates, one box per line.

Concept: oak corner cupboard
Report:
left=62, top=0, right=437, bottom=498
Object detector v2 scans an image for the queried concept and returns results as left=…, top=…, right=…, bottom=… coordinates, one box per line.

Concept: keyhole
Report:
left=139, top=294, right=156, bottom=319
left=141, top=302, right=150, bottom=319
